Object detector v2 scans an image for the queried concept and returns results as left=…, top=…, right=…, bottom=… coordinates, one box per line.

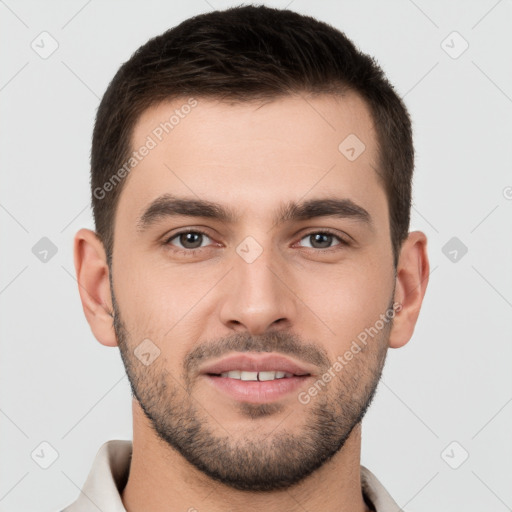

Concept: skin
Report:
left=74, top=92, right=429, bottom=512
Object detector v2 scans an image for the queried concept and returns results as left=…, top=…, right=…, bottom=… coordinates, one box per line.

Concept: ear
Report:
left=73, top=228, right=118, bottom=347
left=388, top=230, right=430, bottom=349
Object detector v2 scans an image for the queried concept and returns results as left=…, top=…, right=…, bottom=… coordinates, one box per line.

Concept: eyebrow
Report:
left=136, top=193, right=373, bottom=232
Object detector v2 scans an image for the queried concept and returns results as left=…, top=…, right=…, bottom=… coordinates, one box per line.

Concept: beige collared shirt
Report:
left=61, top=440, right=403, bottom=512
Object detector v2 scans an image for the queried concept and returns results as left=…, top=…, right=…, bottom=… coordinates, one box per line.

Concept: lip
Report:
left=199, top=353, right=315, bottom=377
left=204, top=374, right=312, bottom=404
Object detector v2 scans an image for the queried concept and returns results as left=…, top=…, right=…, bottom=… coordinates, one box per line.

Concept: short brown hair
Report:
left=91, top=5, right=413, bottom=268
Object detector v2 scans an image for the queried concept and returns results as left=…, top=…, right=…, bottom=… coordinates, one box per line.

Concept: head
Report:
left=75, top=5, right=429, bottom=492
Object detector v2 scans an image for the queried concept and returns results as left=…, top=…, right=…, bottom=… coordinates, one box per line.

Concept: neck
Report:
left=122, top=399, right=371, bottom=512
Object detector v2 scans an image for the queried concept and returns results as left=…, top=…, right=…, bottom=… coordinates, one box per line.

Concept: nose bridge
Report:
left=219, top=235, right=295, bottom=334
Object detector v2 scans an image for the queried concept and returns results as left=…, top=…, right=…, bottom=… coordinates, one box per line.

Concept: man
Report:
left=65, top=5, right=429, bottom=512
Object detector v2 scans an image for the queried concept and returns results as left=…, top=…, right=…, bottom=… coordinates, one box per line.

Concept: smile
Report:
left=214, top=370, right=298, bottom=381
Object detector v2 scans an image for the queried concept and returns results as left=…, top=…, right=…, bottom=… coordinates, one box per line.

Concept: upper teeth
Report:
left=220, top=370, right=294, bottom=381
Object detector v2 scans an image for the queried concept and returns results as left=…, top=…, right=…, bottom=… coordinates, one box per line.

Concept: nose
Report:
left=218, top=242, right=297, bottom=336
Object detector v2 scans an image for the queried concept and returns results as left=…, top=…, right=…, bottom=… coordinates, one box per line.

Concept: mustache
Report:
left=184, top=331, right=331, bottom=376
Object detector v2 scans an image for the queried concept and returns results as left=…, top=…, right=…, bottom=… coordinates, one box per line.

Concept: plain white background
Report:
left=1, top=1, right=511, bottom=511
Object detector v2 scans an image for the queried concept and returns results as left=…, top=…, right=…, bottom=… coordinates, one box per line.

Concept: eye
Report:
left=165, top=230, right=213, bottom=250
left=297, top=230, right=348, bottom=250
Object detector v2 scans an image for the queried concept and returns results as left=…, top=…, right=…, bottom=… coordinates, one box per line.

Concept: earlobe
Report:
left=388, top=231, right=430, bottom=349
left=73, top=228, right=118, bottom=347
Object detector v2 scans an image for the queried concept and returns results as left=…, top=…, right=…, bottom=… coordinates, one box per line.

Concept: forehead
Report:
left=117, top=93, right=386, bottom=228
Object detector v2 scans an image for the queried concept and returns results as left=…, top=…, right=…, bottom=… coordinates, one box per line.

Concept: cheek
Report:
left=299, top=258, right=392, bottom=348
left=112, top=251, right=217, bottom=341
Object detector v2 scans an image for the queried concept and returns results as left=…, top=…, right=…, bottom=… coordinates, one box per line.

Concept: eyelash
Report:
left=164, top=228, right=350, bottom=256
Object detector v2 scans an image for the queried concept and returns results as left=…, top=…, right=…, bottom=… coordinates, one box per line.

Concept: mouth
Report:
left=200, top=352, right=314, bottom=377
left=207, top=370, right=307, bottom=381
left=200, top=353, right=315, bottom=404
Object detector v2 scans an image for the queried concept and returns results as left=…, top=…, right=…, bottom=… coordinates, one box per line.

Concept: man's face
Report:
left=110, top=93, right=397, bottom=490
